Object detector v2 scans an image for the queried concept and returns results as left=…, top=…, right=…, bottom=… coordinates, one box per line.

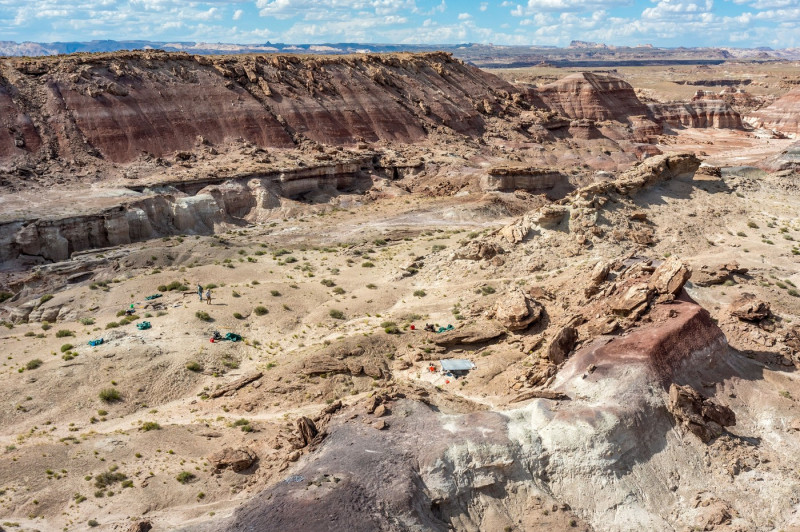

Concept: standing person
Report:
left=197, top=284, right=203, bottom=302
left=206, top=288, right=212, bottom=305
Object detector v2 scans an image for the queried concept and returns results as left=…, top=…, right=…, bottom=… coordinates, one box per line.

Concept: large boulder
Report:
left=692, top=261, right=748, bottom=287
left=495, top=290, right=544, bottom=331
left=546, top=326, right=578, bottom=364
left=668, top=384, right=735, bottom=443
left=432, top=322, right=505, bottom=346
left=611, top=283, right=652, bottom=315
left=453, top=241, right=504, bottom=261
left=729, top=293, right=771, bottom=322
left=649, top=257, right=691, bottom=295
left=209, top=447, right=258, bottom=472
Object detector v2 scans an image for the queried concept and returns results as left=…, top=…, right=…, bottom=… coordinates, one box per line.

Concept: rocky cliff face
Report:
left=745, top=87, right=800, bottom=135
left=648, top=100, right=743, bottom=129
left=532, top=72, right=651, bottom=123
left=0, top=51, right=518, bottom=164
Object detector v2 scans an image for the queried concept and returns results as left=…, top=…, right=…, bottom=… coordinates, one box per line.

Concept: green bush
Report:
left=332, top=287, right=345, bottom=295
left=61, top=343, right=74, bottom=353
left=140, top=421, right=161, bottom=431
left=321, top=279, right=336, bottom=287
left=99, top=388, right=122, bottom=403
left=195, top=311, right=212, bottom=322
left=186, top=361, right=203, bottom=372
left=88, top=520, right=99, bottom=527
left=176, top=471, right=196, bottom=484
left=233, top=312, right=244, bottom=319
left=40, top=294, right=54, bottom=304
left=0, top=292, right=13, bottom=303
left=105, top=322, right=120, bottom=329
left=270, top=290, right=281, bottom=297
left=158, top=281, right=188, bottom=292
left=361, top=261, right=375, bottom=268
left=329, top=309, right=345, bottom=320
left=55, top=329, right=74, bottom=338
left=413, top=289, right=426, bottom=297
left=79, top=317, right=95, bottom=325
left=26, top=359, right=43, bottom=370
left=366, top=283, right=377, bottom=289
left=254, top=306, right=269, bottom=316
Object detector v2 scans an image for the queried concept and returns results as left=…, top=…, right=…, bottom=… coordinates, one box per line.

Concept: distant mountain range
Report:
left=2, top=40, right=800, bottom=67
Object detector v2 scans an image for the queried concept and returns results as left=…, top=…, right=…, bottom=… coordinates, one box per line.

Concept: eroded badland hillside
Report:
left=1, top=51, right=800, bottom=532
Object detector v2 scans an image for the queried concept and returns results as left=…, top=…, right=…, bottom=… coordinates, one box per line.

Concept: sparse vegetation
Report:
left=329, top=309, right=345, bottom=320
left=195, top=311, right=213, bottom=322
left=186, top=361, right=203, bottom=372
left=254, top=306, right=269, bottom=316
left=98, top=388, right=122, bottom=403
left=140, top=421, right=161, bottom=431
left=55, top=329, right=75, bottom=338
left=176, top=471, right=196, bottom=484
left=25, top=359, right=43, bottom=370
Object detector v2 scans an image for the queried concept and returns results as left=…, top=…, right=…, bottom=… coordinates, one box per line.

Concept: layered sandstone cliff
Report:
left=745, top=87, right=800, bottom=135
left=0, top=51, right=518, bottom=164
left=648, top=100, right=743, bottom=129
left=532, top=72, right=651, bottom=122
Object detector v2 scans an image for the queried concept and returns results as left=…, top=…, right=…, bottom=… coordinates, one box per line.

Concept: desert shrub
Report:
left=332, top=287, right=345, bottom=295
left=79, top=317, right=95, bottom=325
left=94, top=470, right=126, bottom=488
left=39, top=294, right=54, bottom=304
left=233, top=312, right=244, bottom=319
left=0, top=292, right=13, bottom=303
left=361, top=261, right=375, bottom=268
left=195, top=311, right=212, bottom=322
left=432, top=245, right=447, bottom=252
left=26, top=359, right=43, bottom=370
left=413, top=289, right=426, bottom=297
left=366, top=283, right=377, bottom=289
left=176, top=471, right=195, bottom=484
left=478, top=285, right=496, bottom=296
left=60, top=343, right=74, bottom=353
left=321, top=279, right=336, bottom=287
left=140, top=421, right=161, bottom=431
left=41, top=322, right=51, bottom=331
left=283, top=256, right=297, bottom=264
left=747, top=221, right=759, bottom=228
left=254, top=306, right=269, bottom=316
left=55, top=329, right=74, bottom=338
left=186, top=361, right=203, bottom=372
left=98, top=388, right=121, bottom=403
left=88, top=520, right=99, bottom=527
left=105, top=322, right=120, bottom=329
left=158, top=281, right=188, bottom=292
left=270, top=290, right=281, bottom=297
left=329, top=309, right=345, bottom=320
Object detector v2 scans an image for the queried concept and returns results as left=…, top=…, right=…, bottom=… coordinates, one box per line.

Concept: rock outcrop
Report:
left=667, top=383, right=736, bottom=442
left=648, top=256, right=691, bottom=296
left=495, top=290, right=544, bottom=331
left=746, top=87, right=800, bottom=135
left=729, top=293, right=771, bottom=322
left=532, top=72, right=650, bottom=123
left=0, top=51, right=517, bottom=164
left=648, top=100, right=743, bottom=129
left=208, top=447, right=258, bottom=472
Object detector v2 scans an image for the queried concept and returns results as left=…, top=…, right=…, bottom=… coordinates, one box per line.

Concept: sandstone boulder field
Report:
left=1, top=51, right=800, bottom=532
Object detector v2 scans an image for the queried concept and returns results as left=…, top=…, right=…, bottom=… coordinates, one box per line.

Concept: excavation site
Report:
left=1, top=48, right=800, bottom=531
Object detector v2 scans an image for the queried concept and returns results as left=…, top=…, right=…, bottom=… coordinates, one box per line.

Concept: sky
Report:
left=1, top=0, right=800, bottom=49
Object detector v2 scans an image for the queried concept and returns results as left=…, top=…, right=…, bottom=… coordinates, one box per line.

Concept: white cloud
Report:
left=480, top=2, right=488, bottom=10
left=233, top=9, right=243, bottom=20
left=458, top=12, right=472, bottom=19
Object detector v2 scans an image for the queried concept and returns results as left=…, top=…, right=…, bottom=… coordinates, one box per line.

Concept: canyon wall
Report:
left=745, top=87, right=800, bottom=135
left=648, top=100, right=744, bottom=129
left=0, top=51, right=518, bottom=164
